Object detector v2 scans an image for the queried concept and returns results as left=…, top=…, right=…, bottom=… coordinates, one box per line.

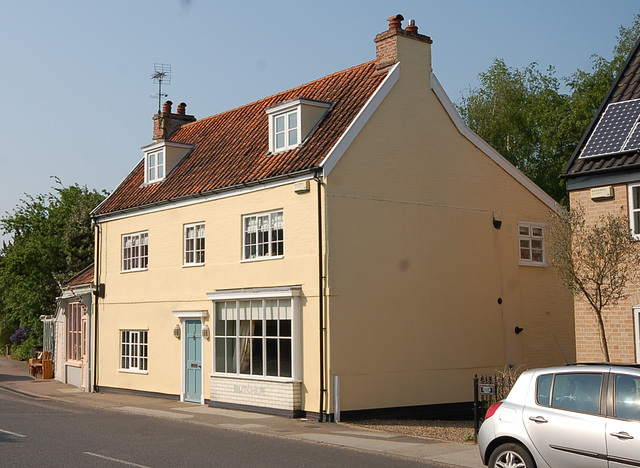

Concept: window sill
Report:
left=518, top=261, right=546, bottom=268
left=120, top=268, right=149, bottom=274
left=182, top=263, right=205, bottom=268
left=118, top=369, right=149, bottom=375
left=209, top=373, right=300, bottom=383
left=241, top=255, right=284, bottom=263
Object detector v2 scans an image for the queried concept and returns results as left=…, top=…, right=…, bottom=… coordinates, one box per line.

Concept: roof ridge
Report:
left=193, top=60, right=377, bottom=125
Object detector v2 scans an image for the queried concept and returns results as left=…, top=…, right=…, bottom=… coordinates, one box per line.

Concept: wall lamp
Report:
left=201, top=324, right=210, bottom=340
left=173, top=324, right=181, bottom=339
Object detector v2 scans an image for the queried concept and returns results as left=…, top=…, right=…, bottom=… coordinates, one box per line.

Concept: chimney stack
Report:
left=374, top=14, right=432, bottom=71
left=153, top=100, right=196, bottom=141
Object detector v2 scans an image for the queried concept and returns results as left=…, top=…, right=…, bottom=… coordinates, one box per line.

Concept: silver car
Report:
left=478, top=364, right=640, bottom=467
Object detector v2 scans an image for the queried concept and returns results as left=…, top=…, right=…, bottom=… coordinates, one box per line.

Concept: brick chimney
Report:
left=374, top=15, right=433, bottom=72
left=153, top=101, right=196, bottom=141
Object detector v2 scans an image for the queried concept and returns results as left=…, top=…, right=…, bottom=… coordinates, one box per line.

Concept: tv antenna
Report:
left=151, top=63, right=171, bottom=113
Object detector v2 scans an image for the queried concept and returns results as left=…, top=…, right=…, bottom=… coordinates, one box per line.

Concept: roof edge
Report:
left=563, top=35, right=640, bottom=176
left=320, top=62, right=400, bottom=175
left=430, top=73, right=560, bottom=212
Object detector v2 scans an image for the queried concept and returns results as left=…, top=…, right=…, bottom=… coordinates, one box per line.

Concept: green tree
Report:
left=458, top=14, right=640, bottom=203
left=548, top=205, right=640, bottom=362
left=0, top=181, right=106, bottom=357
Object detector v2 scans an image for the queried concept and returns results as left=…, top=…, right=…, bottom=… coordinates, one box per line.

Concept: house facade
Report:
left=91, top=15, right=574, bottom=419
left=564, top=37, right=640, bottom=363
left=54, top=264, right=95, bottom=391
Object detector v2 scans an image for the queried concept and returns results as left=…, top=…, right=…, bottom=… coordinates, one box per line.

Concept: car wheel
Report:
left=488, top=442, right=535, bottom=468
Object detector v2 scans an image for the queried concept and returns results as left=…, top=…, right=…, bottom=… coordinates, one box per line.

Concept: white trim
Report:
left=517, top=221, right=546, bottom=267
left=172, top=310, right=209, bottom=319
left=430, top=73, right=560, bottom=212
left=207, top=286, right=301, bottom=301
left=634, top=306, right=640, bottom=364
left=141, top=140, right=193, bottom=152
left=628, top=183, right=640, bottom=240
left=320, top=63, right=400, bottom=176
left=208, top=286, right=302, bottom=381
left=93, top=173, right=314, bottom=224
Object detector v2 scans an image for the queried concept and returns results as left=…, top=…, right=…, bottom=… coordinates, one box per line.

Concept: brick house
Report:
left=563, top=37, right=640, bottom=362
left=90, top=15, right=574, bottom=419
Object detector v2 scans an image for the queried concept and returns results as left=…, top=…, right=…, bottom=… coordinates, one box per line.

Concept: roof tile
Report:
left=95, top=61, right=387, bottom=216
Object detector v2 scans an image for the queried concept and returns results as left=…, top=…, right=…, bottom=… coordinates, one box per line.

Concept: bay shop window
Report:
left=207, top=287, right=301, bottom=381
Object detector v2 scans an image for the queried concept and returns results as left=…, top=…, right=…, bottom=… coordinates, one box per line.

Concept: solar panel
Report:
left=580, top=99, right=640, bottom=158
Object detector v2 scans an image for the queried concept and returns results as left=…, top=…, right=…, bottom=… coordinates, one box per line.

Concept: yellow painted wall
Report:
left=324, top=33, right=575, bottom=411
left=96, top=182, right=322, bottom=407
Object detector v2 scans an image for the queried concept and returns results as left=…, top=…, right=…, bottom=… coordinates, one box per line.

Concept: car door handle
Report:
left=610, top=431, right=634, bottom=440
left=528, top=416, right=548, bottom=423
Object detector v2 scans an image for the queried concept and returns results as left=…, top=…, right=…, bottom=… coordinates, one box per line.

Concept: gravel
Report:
left=346, top=419, right=476, bottom=444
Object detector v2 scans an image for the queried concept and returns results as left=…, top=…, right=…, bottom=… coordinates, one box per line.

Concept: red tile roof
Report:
left=63, top=263, right=94, bottom=288
left=94, top=61, right=388, bottom=216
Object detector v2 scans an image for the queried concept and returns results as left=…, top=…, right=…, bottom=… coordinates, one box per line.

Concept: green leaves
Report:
left=457, top=14, right=640, bottom=204
left=0, top=181, right=107, bottom=348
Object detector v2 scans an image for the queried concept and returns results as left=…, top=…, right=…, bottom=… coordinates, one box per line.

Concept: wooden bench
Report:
left=29, top=351, right=52, bottom=379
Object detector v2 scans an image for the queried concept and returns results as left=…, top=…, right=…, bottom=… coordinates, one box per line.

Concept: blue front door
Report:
left=184, top=320, right=202, bottom=403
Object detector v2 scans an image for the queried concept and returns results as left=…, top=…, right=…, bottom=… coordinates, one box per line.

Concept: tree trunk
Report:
left=595, top=310, right=610, bottom=362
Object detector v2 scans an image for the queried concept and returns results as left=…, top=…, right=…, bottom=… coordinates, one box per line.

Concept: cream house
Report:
left=91, top=15, right=574, bottom=420
left=563, top=36, right=640, bottom=363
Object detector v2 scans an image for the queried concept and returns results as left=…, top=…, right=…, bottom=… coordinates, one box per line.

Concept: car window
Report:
left=615, top=374, right=640, bottom=421
left=551, top=373, right=602, bottom=415
left=537, top=374, right=553, bottom=406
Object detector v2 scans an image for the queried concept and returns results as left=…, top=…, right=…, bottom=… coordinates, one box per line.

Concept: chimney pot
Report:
left=386, top=14, right=404, bottom=30
left=177, top=102, right=186, bottom=115
left=406, top=19, right=418, bottom=33
left=162, top=100, right=173, bottom=114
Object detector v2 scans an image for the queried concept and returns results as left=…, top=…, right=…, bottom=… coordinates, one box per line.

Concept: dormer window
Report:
left=275, top=110, right=298, bottom=151
left=142, top=141, right=194, bottom=185
left=147, top=149, right=165, bottom=183
left=266, top=98, right=331, bottom=154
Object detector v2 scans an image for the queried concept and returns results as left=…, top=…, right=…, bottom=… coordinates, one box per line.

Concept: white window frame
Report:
left=207, top=286, right=301, bottom=382
left=242, top=210, right=284, bottom=261
left=273, top=109, right=299, bottom=152
left=518, top=222, right=545, bottom=266
left=119, top=330, right=148, bottom=373
left=67, top=302, right=83, bottom=363
left=122, top=231, right=149, bottom=272
left=146, top=149, right=165, bottom=184
left=634, top=306, right=640, bottom=364
left=628, top=183, right=640, bottom=239
left=184, top=222, right=205, bottom=266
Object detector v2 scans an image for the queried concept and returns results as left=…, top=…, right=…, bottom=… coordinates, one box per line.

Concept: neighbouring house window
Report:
left=518, top=222, right=545, bottom=266
left=214, top=298, right=292, bottom=378
left=628, top=184, right=640, bottom=238
left=120, top=330, right=148, bottom=372
left=122, top=231, right=149, bottom=272
left=243, top=210, right=284, bottom=260
left=146, top=149, right=165, bottom=183
left=67, top=302, right=82, bottom=362
left=184, top=223, right=205, bottom=266
left=273, top=110, right=298, bottom=152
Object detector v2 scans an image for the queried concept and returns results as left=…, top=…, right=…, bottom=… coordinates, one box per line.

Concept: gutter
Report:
left=91, top=168, right=318, bottom=223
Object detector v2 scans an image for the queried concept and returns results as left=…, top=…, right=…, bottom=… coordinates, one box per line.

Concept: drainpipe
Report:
left=315, top=170, right=326, bottom=422
left=92, top=221, right=101, bottom=392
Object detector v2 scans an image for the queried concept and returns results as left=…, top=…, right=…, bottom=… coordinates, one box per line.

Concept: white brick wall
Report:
left=211, top=376, right=301, bottom=411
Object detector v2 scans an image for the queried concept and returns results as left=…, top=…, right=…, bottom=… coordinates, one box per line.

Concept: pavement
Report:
left=0, top=356, right=484, bottom=467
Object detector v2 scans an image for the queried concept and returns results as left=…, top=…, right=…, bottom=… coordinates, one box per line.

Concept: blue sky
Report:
left=1, top=0, right=639, bottom=241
